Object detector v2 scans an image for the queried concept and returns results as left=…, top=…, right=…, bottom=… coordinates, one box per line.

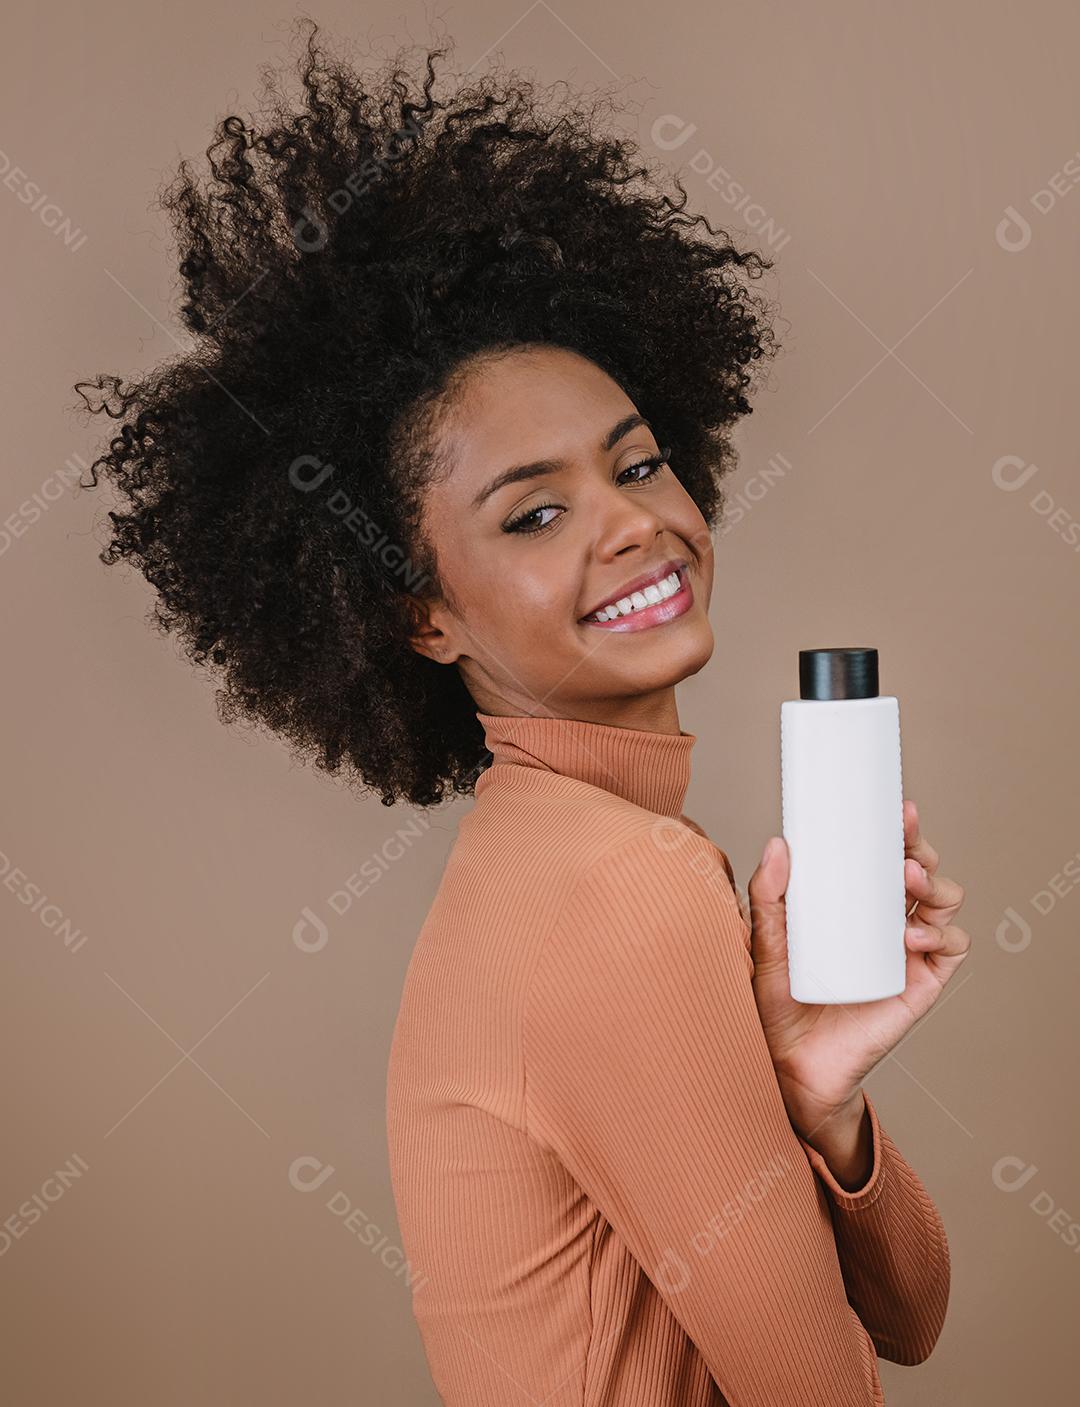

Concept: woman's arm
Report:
left=677, top=814, right=745, bottom=925
left=742, top=801, right=966, bottom=1364
left=794, top=1090, right=951, bottom=1364
left=522, top=828, right=891, bottom=1407
left=680, top=808, right=953, bottom=1363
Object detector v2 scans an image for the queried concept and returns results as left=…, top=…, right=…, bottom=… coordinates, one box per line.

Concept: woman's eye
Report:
left=618, top=452, right=669, bottom=486
left=504, top=503, right=562, bottom=535
left=501, top=448, right=671, bottom=536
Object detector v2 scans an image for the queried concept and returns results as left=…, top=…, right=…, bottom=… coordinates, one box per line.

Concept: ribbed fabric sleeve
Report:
left=795, top=1094, right=951, bottom=1365
left=682, top=811, right=951, bottom=1361
left=523, top=828, right=891, bottom=1406
left=386, top=710, right=951, bottom=1406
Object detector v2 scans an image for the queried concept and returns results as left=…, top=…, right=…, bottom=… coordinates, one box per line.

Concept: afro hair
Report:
left=73, top=16, right=781, bottom=808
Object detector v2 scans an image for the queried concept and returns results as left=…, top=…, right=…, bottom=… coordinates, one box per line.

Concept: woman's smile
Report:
left=579, top=563, right=695, bottom=633
left=410, top=344, right=717, bottom=723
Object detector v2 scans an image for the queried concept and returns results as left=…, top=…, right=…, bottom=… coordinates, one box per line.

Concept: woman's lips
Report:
left=580, top=565, right=694, bottom=632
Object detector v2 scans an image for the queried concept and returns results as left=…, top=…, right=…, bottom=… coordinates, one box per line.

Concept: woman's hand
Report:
left=746, top=800, right=970, bottom=1155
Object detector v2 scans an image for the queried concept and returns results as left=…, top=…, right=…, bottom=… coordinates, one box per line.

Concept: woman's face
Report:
left=407, top=344, right=715, bottom=728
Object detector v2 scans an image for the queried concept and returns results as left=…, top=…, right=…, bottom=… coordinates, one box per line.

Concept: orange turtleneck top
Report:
left=386, top=710, right=950, bottom=1406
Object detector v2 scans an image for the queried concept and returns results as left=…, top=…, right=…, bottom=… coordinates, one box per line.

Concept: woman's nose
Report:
left=589, top=490, right=667, bottom=559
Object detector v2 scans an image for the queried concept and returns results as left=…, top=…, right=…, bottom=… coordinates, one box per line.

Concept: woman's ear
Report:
left=405, top=592, right=459, bottom=664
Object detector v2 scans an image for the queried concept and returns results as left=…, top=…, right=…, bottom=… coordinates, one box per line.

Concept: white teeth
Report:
left=590, top=569, right=682, bottom=621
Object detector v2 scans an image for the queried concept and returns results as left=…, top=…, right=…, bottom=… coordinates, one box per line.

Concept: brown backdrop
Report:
left=3, top=1, right=1077, bottom=1401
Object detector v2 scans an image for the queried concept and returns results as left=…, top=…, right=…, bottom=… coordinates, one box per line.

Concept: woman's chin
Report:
left=581, top=615, right=715, bottom=690
left=668, top=622, right=716, bottom=682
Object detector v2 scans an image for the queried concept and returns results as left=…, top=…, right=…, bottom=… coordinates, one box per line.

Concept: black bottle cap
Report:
left=798, top=647, right=879, bottom=700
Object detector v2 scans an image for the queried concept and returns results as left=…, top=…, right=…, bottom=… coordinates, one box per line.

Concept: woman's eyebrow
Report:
left=470, top=413, right=652, bottom=510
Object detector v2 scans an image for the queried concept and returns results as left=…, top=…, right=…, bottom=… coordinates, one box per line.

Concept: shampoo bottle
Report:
left=780, top=647, right=907, bottom=1004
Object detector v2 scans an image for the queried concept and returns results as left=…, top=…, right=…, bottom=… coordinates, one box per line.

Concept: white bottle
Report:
left=780, top=647, right=907, bottom=1004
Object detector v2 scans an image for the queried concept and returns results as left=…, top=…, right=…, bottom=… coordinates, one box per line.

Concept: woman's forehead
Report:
left=433, top=349, right=640, bottom=501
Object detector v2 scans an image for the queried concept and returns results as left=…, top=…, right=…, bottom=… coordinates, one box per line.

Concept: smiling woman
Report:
left=70, top=18, right=958, bottom=1407
left=404, top=345, right=718, bottom=731
left=72, top=17, right=779, bottom=807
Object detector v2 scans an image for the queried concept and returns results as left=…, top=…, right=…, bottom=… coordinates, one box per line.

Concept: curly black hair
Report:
left=73, top=17, right=781, bottom=809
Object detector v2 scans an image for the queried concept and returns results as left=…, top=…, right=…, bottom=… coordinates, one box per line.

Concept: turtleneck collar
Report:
left=473, top=709, right=696, bottom=819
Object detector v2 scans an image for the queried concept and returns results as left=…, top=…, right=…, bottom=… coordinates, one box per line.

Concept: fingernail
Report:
left=762, top=837, right=777, bottom=866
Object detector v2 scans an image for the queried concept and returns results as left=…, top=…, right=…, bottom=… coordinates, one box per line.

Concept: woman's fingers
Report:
left=905, top=921, right=970, bottom=957
left=902, top=804, right=965, bottom=924
left=904, top=920, right=973, bottom=989
left=905, top=855, right=965, bottom=925
left=900, top=803, right=970, bottom=982
left=904, top=799, right=940, bottom=874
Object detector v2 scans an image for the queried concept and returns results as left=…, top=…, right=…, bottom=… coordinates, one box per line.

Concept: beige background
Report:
left=3, top=1, right=1077, bottom=1401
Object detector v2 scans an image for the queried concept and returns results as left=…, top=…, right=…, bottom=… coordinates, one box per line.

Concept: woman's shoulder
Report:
left=519, top=820, right=754, bottom=1037
left=460, top=771, right=709, bottom=878
left=453, top=780, right=743, bottom=935
left=405, top=788, right=749, bottom=1032
left=679, top=812, right=737, bottom=890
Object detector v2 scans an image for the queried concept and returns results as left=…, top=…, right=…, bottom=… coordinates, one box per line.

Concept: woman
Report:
left=74, top=22, right=968, bottom=1405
